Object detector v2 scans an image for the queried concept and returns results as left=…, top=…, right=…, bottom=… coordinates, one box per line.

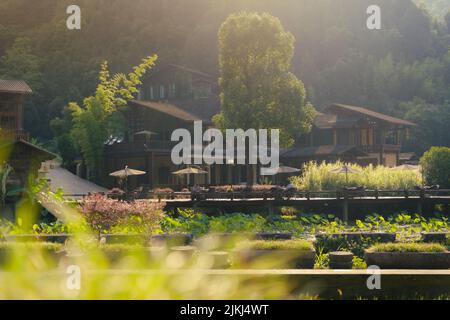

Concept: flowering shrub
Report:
left=79, top=194, right=164, bottom=234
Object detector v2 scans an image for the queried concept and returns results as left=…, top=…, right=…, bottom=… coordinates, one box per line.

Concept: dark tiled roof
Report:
left=281, top=145, right=367, bottom=159
left=0, top=139, right=57, bottom=160
left=0, top=79, right=32, bottom=94
left=148, top=64, right=215, bottom=83
left=399, top=152, right=417, bottom=161
left=328, top=104, right=416, bottom=126
left=314, top=112, right=361, bottom=129
left=131, top=100, right=202, bottom=122
left=170, top=97, right=221, bottom=122
left=132, top=96, right=221, bottom=123
left=167, top=64, right=214, bottom=81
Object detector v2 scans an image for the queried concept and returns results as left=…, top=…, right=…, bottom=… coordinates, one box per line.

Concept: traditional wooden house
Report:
left=281, top=103, right=416, bottom=168
left=104, top=64, right=257, bottom=190
left=104, top=65, right=416, bottom=190
left=0, top=80, right=56, bottom=186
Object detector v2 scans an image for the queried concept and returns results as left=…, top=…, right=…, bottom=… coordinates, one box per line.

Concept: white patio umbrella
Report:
left=390, top=164, right=421, bottom=171
left=329, top=165, right=362, bottom=184
left=110, top=166, right=146, bottom=191
left=261, top=166, right=301, bottom=176
left=260, top=166, right=301, bottom=185
left=390, top=164, right=423, bottom=186
left=172, top=167, right=208, bottom=186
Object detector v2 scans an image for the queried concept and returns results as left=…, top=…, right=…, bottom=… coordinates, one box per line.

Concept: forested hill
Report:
left=0, top=0, right=449, bottom=154
left=416, top=0, right=450, bottom=19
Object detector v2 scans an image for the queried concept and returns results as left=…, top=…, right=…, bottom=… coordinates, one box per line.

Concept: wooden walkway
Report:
left=161, top=189, right=450, bottom=220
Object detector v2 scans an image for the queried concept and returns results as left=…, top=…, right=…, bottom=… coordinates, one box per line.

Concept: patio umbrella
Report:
left=110, top=166, right=146, bottom=191
left=329, top=165, right=362, bottom=184
left=134, top=130, right=158, bottom=137
left=390, top=164, right=423, bottom=186
left=261, top=166, right=301, bottom=176
left=390, top=164, right=421, bottom=171
left=172, top=167, right=208, bottom=186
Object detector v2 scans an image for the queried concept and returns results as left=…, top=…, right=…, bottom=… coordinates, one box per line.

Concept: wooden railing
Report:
left=0, top=130, right=29, bottom=141
left=138, top=189, right=450, bottom=202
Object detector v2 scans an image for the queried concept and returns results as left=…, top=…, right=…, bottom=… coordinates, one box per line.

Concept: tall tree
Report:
left=0, top=37, right=43, bottom=91
left=67, top=55, right=157, bottom=182
left=214, top=12, right=315, bottom=147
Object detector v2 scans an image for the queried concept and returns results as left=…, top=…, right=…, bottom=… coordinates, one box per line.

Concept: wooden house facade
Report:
left=282, top=103, right=416, bottom=168
left=0, top=80, right=56, bottom=191
left=104, top=66, right=416, bottom=190
left=104, top=64, right=259, bottom=190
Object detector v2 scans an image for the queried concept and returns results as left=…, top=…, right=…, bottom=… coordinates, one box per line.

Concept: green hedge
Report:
left=368, top=242, right=446, bottom=253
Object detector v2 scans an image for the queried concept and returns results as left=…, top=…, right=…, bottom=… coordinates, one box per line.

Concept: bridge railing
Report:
left=143, top=189, right=450, bottom=202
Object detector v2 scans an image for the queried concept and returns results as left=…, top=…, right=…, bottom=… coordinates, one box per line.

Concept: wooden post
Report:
left=342, top=198, right=349, bottom=223
left=417, top=189, right=425, bottom=214
left=267, top=202, right=274, bottom=216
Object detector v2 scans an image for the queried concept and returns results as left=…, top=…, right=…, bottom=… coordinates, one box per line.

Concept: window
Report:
left=385, top=130, right=398, bottom=145
left=150, top=86, right=154, bottom=100
left=337, top=129, right=350, bottom=145
left=160, top=85, right=165, bottom=99
left=158, top=167, right=170, bottom=185
left=314, top=129, right=334, bottom=146
left=193, top=82, right=212, bottom=99
left=169, top=83, right=176, bottom=98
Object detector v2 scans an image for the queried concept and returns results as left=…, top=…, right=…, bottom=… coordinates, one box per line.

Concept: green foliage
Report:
left=209, top=213, right=266, bottom=234
left=290, top=161, right=422, bottom=191
left=0, top=37, right=42, bottom=91
left=0, top=162, right=13, bottom=205
left=314, top=249, right=329, bottom=269
left=401, top=99, right=450, bottom=154
left=416, top=0, right=450, bottom=20
left=352, top=256, right=368, bottom=269
left=314, top=235, right=380, bottom=257
left=161, top=209, right=211, bottom=237
left=237, top=239, right=313, bottom=251
left=215, top=12, right=315, bottom=147
left=67, top=56, right=157, bottom=181
left=0, top=241, right=63, bottom=252
left=420, top=146, right=450, bottom=187
left=368, top=242, right=447, bottom=253
left=0, top=0, right=448, bottom=158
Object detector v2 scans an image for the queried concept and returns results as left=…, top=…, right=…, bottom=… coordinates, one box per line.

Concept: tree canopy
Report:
left=214, top=12, right=315, bottom=147
left=60, top=55, right=157, bottom=182
left=0, top=0, right=449, bottom=155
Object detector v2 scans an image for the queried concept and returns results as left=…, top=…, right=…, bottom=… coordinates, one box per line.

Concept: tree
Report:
left=401, top=99, right=450, bottom=154
left=0, top=37, right=43, bottom=91
left=213, top=12, right=315, bottom=147
left=420, top=146, right=450, bottom=187
left=68, top=55, right=158, bottom=182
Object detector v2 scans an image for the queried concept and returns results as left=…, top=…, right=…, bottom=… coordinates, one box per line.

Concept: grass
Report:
left=0, top=241, right=63, bottom=252
left=290, top=161, right=422, bottom=191
left=367, top=242, right=447, bottom=253
left=98, top=243, right=147, bottom=253
left=237, top=240, right=313, bottom=251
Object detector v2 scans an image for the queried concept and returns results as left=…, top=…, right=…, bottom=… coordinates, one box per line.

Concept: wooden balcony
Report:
left=359, top=144, right=401, bottom=154
left=0, top=130, right=29, bottom=142
left=105, top=140, right=177, bottom=155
